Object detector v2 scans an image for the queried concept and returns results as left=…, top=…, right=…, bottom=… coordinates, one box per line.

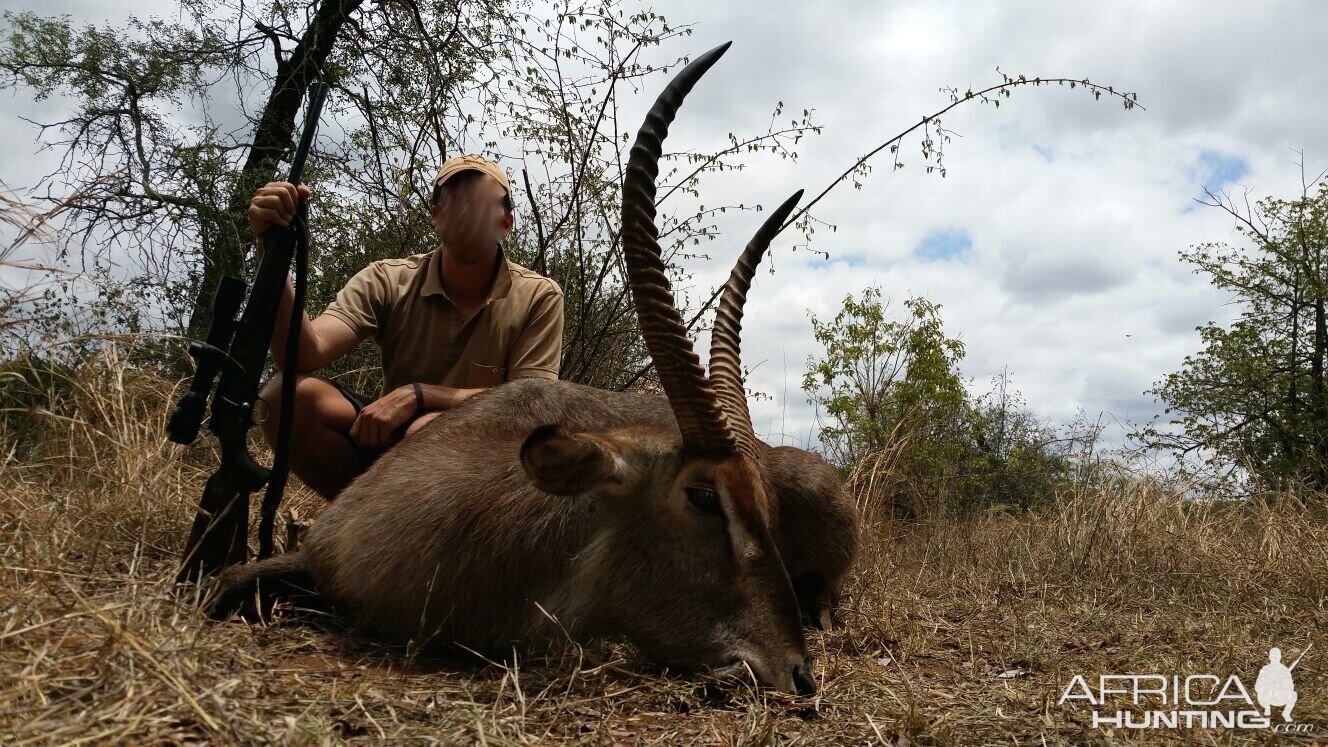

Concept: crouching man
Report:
left=248, top=155, right=564, bottom=499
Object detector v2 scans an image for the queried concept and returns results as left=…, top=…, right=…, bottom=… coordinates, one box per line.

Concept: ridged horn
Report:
left=621, top=41, right=738, bottom=455
left=708, top=190, right=804, bottom=460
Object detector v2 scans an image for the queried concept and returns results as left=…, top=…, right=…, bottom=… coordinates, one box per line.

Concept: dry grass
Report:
left=3, top=351, right=1328, bottom=745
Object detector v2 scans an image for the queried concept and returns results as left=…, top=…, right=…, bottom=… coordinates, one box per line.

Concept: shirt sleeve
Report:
left=321, top=262, right=392, bottom=341
left=507, top=282, right=565, bottom=380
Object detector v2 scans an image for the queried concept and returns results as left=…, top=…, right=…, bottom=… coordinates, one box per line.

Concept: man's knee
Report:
left=404, top=411, right=442, bottom=438
left=258, top=374, right=346, bottom=440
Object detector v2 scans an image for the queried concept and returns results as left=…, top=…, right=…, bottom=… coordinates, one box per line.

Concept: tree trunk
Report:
left=186, top=0, right=365, bottom=338
left=1314, top=280, right=1328, bottom=489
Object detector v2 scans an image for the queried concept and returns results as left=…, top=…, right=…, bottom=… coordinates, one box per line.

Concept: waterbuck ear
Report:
left=520, top=424, right=622, bottom=496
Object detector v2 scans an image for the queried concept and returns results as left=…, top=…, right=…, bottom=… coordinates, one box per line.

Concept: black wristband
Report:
left=412, top=382, right=424, bottom=415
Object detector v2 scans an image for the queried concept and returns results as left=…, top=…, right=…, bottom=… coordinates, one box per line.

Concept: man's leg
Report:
left=259, top=373, right=365, bottom=500
left=404, top=411, right=443, bottom=438
left=1284, top=692, right=1297, bottom=721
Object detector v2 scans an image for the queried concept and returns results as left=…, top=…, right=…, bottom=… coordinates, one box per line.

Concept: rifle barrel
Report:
left=287, top=80, right=330, bottom=185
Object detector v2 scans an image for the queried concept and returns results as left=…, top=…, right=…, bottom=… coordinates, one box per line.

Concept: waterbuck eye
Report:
left=686, top=486, right=721, bottom=513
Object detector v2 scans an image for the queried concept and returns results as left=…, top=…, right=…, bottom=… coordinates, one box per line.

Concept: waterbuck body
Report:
left=208, top=42, right=859, bottom=694
left=215, top=378, right=857, bottom=690
left=303, top=378, right=856, bottom=644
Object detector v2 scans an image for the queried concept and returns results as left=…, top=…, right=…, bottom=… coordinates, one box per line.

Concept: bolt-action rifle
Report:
left=168, top=80, right=330, bottom=582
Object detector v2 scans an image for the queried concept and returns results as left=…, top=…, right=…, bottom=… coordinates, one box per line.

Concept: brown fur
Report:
left=212, top=378, right=856, bottom=692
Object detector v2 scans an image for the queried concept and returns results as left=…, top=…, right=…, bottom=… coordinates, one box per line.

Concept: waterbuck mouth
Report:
left=709, top=656, right=818, bottom=696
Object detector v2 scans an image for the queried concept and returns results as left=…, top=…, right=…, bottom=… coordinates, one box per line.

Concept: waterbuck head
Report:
left=519, top=42, right=815, bottom=694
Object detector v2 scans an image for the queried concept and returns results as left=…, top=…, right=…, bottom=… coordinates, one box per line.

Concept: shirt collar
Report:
left=419, top=244, right=513, bottom=303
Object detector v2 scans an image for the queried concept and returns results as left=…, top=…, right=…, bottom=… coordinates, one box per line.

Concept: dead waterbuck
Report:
left=209, top=42, right=857, bottom=694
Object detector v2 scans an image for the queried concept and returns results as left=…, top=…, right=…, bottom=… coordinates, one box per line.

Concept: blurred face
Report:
left=431, top=173, right=514, bottom=263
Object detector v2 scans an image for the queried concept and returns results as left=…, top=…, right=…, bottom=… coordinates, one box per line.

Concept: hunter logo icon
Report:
left=1255, top=645, right=1308, bottom=722
left=1059, top=642, right=1317, bottom=731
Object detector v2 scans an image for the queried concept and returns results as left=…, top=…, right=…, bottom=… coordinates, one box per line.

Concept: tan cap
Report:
left=434, top=154, right=510, bottom=197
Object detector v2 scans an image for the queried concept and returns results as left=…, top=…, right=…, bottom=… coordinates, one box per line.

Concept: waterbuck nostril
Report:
left=793, top=662, right=816, bottom=696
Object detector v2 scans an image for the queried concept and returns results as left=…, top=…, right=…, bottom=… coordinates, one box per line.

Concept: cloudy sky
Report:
left=3, top=0, right=1326, bottom=457
left=651, top=0, right=1328, bottom=454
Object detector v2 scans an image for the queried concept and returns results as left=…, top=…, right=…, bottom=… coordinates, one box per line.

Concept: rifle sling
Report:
left=258, top=204, right=308, bottom=559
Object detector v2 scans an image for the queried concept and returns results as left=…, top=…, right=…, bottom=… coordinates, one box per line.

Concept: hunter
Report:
left=247, top=155, right=565, bottom=499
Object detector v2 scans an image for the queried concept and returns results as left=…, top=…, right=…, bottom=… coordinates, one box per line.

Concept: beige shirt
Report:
left=322, top=248, right=564, bottom=392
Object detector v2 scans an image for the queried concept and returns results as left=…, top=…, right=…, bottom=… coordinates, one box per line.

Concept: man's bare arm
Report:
left=419, top=384, right=486, bottom=410
left=263, top=259, right=359, bottom=373
left=348, top=383, right=486, bottom=449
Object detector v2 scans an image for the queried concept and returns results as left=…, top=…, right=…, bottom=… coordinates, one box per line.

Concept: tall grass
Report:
left=3, top=350, right=1326, bottom=744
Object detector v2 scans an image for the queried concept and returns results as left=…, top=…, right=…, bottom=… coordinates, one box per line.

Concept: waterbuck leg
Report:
left=206, top=551, right=320, bottom=621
